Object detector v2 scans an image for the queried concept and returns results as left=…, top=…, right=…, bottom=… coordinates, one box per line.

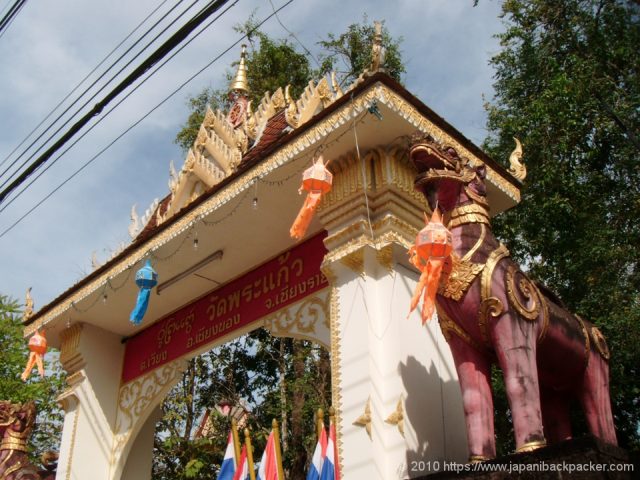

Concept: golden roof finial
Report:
left=229, top=44, right=249, bottom=94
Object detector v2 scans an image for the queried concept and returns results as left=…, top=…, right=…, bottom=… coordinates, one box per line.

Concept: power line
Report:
left=0, top=0, right=173, bottom=172
left=0, top=0, right=295, bottom=240
left=0, top=0, right=240, bottom=214
left=0, top=0, right=27, bottom=40
left=0, top=0, right=233, bottom=205
left=0, top=0, right=199, bottom=188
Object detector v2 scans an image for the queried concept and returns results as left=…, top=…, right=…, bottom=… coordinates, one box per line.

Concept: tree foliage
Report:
left=0, top=295, right=66, bottom=459
left=152, top=333, right=330, bottom=480
left=482, top=0, right=640, bottom=452
left=317, top=16, right=405, bottom=86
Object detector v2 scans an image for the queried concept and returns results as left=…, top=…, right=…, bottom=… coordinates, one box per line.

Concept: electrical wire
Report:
left=0, top=0, right=174, bottom=172
left=0, top=0, right=203, bottom=193
left=0, top=0, right=295, bottom=240
left=0, top=0, right=240, bottom=215
left=0, top=0, right=26, bottom=40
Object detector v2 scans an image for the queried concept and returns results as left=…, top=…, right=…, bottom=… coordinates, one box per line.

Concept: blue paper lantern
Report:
left=130, top=259, right=158, bottom=325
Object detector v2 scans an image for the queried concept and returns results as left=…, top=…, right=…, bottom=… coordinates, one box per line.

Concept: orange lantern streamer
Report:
left=290, top=156, right=333, bottom=240
left=408, top=209, right=453, bottom=324
left=21, top=329, right=47, bottom=381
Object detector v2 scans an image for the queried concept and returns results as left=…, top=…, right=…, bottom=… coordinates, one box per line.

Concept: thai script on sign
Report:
left=121, top=233, right=327, bottom=383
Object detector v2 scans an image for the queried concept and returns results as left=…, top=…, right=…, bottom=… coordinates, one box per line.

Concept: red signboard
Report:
left=122, top=233, right=328, bottom=383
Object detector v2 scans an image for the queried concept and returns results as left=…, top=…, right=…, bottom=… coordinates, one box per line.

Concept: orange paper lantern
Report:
left=408, top=209, right=453, bottom=324
left=289, top=156, right=333, bottom=240
left=21, top=330, right=47, bottom=381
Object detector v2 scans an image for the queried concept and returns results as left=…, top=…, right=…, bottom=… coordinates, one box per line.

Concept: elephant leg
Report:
left=579, top=353, right=617, bottom=445
left=492, top=316, right=546, bottom=451
left=447, top=334, right=495, bottom=460
left=539, top=386, right=572, bottom=444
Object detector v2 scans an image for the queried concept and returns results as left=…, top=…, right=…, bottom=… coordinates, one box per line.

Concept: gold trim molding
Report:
left=353, top=397, right=372, bottom=439
left=384, top=397, right=404, bottom=436
left=263, top=290, right=330, bottom=348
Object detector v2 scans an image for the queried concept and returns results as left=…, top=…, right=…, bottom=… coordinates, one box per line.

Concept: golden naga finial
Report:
left=370, top=20, right=386, bottom=73
left=23, top=287, right=34, bottom=322
left=229, top=44, right=249, bottom=94
left=509, top=137, right=526, bottom=181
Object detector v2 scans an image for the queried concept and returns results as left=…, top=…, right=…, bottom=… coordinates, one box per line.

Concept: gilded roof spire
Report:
left=229, top=44, right=249, bottom=94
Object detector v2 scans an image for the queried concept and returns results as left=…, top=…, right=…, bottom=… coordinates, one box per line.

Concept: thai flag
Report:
left=217, top=431, right=236, bottom=480
left=257, top=430, right=280, bottom=480
left=306, top=426, right=327, bottom=480
left=320, top=421, right=340, bottom=480
left=232, top=444, right=249, bottom=480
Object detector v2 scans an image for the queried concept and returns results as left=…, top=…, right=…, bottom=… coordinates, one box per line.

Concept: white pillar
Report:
left=319, top=146, right=468, bottom=479
left=57, top=323, right=124, bottom=480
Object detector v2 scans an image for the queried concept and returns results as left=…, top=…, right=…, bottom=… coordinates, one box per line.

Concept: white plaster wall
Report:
left=334, top=247, right=467, bottom=480
left=121, top=407, right=162, bottom=480
left=56, top=324, right=125, bottom=480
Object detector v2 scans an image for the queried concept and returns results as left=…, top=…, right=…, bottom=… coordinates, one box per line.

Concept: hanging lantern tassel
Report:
left=130, top=259, right=158, bottom=326
left=408, top=209, right=453, bottom=324
left=21, top=329, right=47, bottom=381
left=290, top=156, right=333, bottom=240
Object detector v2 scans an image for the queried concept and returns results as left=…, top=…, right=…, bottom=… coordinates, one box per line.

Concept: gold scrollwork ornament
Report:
left=505, top=265, right=541, bottom=321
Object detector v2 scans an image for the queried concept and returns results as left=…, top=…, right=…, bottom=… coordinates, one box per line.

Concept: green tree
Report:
left=317, top=16, right=405, bottom=86
left=0, top=295, right=66, bottom=460
left=482, top=0, right=640, bottom=453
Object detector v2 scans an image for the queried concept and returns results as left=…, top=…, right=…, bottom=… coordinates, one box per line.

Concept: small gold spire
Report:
left=230, top=44, right=249, bottom=94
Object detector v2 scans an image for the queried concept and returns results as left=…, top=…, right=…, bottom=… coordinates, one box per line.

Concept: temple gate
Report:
left=22, top=47, right=522, bottom=479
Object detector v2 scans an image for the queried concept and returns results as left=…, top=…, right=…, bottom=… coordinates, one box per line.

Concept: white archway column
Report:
left=318, top=147, right=468, bottom=479
left=56, top=322, right=125, bottom=480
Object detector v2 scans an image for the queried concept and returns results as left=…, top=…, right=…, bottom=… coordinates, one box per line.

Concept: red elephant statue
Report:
left=409, top=133, right=617, bottom=461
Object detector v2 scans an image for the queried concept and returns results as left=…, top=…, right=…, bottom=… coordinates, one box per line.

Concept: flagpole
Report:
left=244, top=428, right=257, bottom=480
left=232, top=418, right=242, bottom=468
left=272, top=418, right=286, bottom=480
left=316, top=408, right=324, bottom=441
left=329, top=406, right=341, bottom=480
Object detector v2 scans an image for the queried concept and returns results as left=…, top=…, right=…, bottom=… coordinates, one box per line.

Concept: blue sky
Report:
left=0, top=0, right=503, bottom=309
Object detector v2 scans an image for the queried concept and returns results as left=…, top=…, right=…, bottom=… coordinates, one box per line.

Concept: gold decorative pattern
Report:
left=27, top=81, right=517, bottom=334
left=22, top=287, right=33, bottom=323
left=515, top=439, right=546, bottom=453
left=478, top=297, right=504, bottom=346
left=575, top=315, right=591, bottom=372
left=590, top=326, right=610, bottom=361
left=324, top=269, right=345, bottom=473
left=508, top=138, right=526, bottom=182
left=481, top=244, right=510, bottom=301
left=375, top=244, right=394, bottom=273
left=438, top=254, right=484, bottom=301
left=353, top=397, right=372, bottom=439
left=505, top=265, right=541, bottom=321
left=384, top=397, right=404, bottom=436
left=112, top=360, right=187, bottom=467
left=436, top=305, right=481, bottom=351
left=263, top=290, right=330, bottom=348
left=447, top=203, right=491, bottom=229
left=60, top=323, right=84, bottom=373
left=339, top=248, right=365, bottom=277
left=538, top=296, right=550, bottom=343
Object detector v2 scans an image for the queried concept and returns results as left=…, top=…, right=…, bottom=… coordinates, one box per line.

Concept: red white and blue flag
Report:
left=217, top=431, right=237, bottom=480
left=232, top=444, right=249, bottom=480
left=257, top=430, right=280, bottom=480
left=306, top=426, right=327, bottom=480
left=320, top=421, right=340, bottom=480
